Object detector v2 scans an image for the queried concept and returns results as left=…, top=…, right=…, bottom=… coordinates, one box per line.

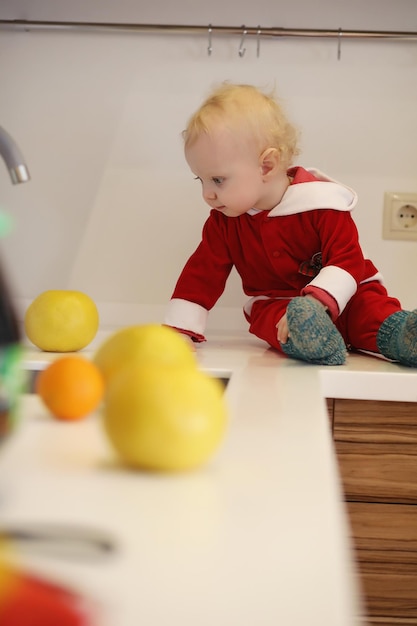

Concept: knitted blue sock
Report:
left=377, top=310, right=417, bottom=367
left=280, top=297, right=347, bottom=365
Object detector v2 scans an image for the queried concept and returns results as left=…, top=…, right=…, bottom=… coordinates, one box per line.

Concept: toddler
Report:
left=165, top=83, right=417, bottom=366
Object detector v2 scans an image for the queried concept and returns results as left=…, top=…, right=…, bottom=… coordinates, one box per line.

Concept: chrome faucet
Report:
left=0, top=125, right=30, bottom=184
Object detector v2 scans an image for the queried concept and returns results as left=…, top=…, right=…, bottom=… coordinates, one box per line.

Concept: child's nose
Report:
left=203, top=185, right=216, bottom=201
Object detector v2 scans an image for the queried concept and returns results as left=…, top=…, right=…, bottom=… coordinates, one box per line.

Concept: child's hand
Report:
left=276, top=313, right=289, bottom=344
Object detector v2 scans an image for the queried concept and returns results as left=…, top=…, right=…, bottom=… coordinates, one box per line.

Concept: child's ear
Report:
left=259, top=148, right=280, bottom=178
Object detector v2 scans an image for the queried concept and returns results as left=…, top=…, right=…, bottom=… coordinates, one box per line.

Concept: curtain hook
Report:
left=238, top=25, right=247, bottom=57
left=337, top=28, right=342, bottom=60
left=256, top=26, right=261, bottom=58
left=207, top=24, right=213, bottom=56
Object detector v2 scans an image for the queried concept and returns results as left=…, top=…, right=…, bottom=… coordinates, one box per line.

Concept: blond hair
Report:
left=183, top=83, right=300, bottom=169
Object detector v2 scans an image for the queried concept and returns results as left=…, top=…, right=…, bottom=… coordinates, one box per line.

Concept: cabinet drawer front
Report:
left=333, top=399, right=417, bottom=445
left=348, top=503, right=417, bottom=620
left=359, top=568, right=417, bottom=620
left=336, top=443, right=417, bottom=502
left=366, top=616, right=417, bottom=626
left=330, top=400, right=417, bottom=623
left=347, top=502, right=417, bottom=554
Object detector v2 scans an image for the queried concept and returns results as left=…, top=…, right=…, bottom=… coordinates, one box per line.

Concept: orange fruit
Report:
left=36, top=355, right=105, bottom=421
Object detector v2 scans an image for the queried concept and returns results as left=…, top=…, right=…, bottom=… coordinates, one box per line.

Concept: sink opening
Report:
left=23, top=367, right=230, bottom=394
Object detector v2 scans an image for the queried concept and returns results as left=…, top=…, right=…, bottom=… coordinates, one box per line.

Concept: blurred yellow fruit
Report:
left=102, top=364, right=227, bottom=471
left=24, top=290, right=99, bottom=352
left=93, top=324, right=196, bottom=384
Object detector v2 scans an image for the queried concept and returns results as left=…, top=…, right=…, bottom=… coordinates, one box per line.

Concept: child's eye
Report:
left=212, top=177, right=224, bottom=185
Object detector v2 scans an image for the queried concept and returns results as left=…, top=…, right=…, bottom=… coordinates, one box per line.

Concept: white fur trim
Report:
left=307, top=265, right=357, bottom=314
left=306, top=167, right=354, bottom=188
left=243, top=295, right=291, bottom=317
left=164, top=298, right=208, bottom=335
left=361, top=271, right=384, bottom=285
left=268, top=168, right=357, bottom=217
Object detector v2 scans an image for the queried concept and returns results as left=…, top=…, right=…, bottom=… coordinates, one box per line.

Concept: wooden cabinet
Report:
left=327, top=399, right=417, bottom=625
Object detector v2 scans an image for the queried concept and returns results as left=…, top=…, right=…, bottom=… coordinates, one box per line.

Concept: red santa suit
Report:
left=165, top=167, right=402, bottom=354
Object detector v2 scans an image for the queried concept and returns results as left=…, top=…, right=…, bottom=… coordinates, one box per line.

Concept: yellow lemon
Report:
left=102, top=364, right=227, bottom=472
left=24, top=290, right=99, bottom=352
left=93, top=324, right=196, bottom=384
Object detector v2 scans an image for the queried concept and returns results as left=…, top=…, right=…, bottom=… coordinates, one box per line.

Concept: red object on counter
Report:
left=0, top=566, right=96, bottom=626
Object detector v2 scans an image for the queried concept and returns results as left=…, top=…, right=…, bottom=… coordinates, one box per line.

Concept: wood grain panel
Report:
left=336, top=443, right=417, bottom=503
left=367, top=618, right=417, bottom=625
left=359, top=567, right=417, bottom=620
left=348, top=501, right=417, bottom=618
left=333, top=400, right=417, bottom=445
left=330, top=400, right=417, bottom=623
left=347, top=502, right=417, bottom=556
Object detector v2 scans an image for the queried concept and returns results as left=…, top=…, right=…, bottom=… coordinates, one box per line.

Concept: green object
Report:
left=0, top=254, right=25, bottom=442
left=0, top=209, right=13, bottom=238
left=0, top=343, right=25, bottom=440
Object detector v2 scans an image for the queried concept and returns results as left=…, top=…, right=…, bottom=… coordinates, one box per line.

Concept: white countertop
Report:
left=3, top=332, right=417, bottom=626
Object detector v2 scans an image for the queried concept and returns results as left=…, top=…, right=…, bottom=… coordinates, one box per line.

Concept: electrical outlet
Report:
left=383, top=192, right=417, bottom=241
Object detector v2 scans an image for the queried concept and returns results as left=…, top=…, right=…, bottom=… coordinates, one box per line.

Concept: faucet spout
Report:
left=0, top=126, right=30, bottom=184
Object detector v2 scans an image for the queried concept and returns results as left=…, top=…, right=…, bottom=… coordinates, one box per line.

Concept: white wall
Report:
left=1, top=0, right=417, bottom=331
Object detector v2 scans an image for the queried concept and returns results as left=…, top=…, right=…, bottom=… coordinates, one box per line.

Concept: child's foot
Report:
left=377, top=310, right=417, bottom=367
left=280, top=297, right=347, bottom=365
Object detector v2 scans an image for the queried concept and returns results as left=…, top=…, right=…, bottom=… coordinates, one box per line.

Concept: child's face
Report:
left=185, top=126, right=273, bottom=217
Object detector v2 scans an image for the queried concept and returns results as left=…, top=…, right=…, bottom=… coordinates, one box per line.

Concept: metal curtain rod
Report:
left=0, top=19, right=417, bottom=41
